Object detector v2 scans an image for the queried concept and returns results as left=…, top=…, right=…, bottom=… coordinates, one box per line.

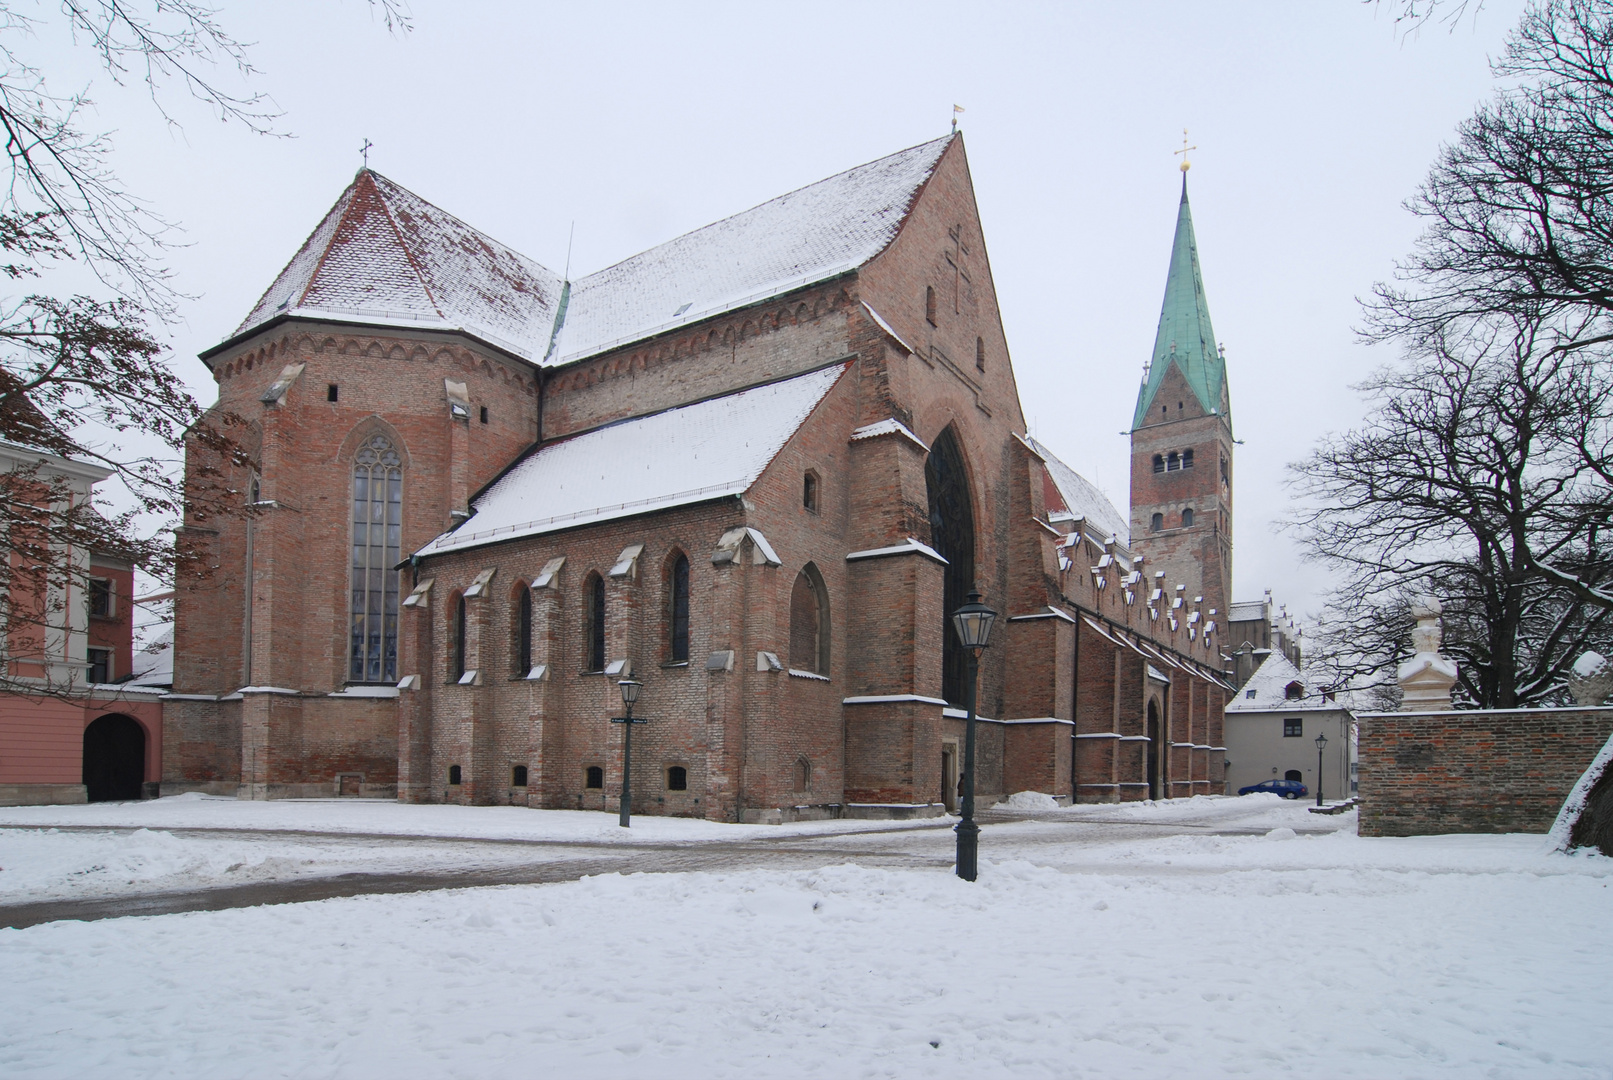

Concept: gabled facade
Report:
left=163, top=136, right=1236, bottom=816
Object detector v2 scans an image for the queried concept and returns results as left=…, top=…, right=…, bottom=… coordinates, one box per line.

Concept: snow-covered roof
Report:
left=229, top=172, right=566, bottom=364
left=1024, top=435, right=1130, bottom=545
left=127, top=625, right=173, bottom=688
left=552, top=137, right=950, bottom=364
left=1226, top=652, right=1348, bottom=713
left=417, top=363, right=849, bottom=557
left=225, top=136, right=952, bottom=368
left=1228, top=601, right=1268, bottom=624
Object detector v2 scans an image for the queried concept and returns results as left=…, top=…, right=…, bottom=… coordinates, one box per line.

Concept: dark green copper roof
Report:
left=1131, top=180, right=1228, bottom=431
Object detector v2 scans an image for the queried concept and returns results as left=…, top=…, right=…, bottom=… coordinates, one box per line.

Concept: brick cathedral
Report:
left=164, top=134, right=1237, bottom=819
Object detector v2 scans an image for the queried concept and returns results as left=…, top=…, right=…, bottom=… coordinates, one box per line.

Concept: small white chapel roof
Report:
left=1226, top=651, right=1349, bottom=713
left=417, top=363, right=848, bottom=558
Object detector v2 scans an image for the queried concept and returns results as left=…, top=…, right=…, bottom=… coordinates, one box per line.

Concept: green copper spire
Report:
left=1131, top=180, right=1228, bottom=431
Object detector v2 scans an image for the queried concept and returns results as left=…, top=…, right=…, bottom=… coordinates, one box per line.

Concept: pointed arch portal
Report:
left=925, top=425, right=976, bottom=706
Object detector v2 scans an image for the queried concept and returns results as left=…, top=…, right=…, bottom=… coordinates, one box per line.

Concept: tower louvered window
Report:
left=349, top=434, right=402, bottom=682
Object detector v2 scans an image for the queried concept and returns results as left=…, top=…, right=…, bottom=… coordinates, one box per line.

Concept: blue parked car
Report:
left=1238, top=779, right=1308, bottom=799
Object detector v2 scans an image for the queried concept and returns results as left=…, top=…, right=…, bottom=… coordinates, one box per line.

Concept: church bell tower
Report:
left=1128, top=175, right=1234, bottom=627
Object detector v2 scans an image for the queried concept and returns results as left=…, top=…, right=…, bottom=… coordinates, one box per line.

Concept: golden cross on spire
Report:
left=1174, top=129, right=1196, bottom=173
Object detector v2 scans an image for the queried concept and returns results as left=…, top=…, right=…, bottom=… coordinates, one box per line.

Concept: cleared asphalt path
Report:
left=0, top=806, right=1334, bottom=929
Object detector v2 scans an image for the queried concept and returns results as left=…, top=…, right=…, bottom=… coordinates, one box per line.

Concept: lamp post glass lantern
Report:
left=950, top=589, right=997, bottom=882
left=612, top=680, right=648, bottom=827
left=1314, top=730, right=1328, bottom=807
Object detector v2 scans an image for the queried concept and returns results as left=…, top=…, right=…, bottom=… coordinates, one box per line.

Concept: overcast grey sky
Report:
left=37, top=0, right=1527, bottom=624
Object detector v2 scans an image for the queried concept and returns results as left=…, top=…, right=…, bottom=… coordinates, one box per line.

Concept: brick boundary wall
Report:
left=1358, top=706, right=1613, bottom=836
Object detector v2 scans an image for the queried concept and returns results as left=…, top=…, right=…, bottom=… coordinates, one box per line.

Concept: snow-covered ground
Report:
left=1, top=795, right=1609, bottom=1078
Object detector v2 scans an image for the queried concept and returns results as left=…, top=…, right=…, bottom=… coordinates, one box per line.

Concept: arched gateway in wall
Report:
left=83, top=714, right=145, bottom=802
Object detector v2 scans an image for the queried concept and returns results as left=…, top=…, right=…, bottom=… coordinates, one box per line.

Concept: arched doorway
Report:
left=1146, top=700, right=1161, bottom=800
left=1285, top=769, right=1303, bottom=783
left=83, top=714, right=146, bottom=802
left=925, top=425, right=976, bottom=705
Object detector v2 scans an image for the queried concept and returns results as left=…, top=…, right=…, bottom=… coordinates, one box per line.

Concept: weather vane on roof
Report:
left=360, top=138, right=374, bottom=169
left=952, top=104, right=965, bottom=133
left=1174, top=129, right=1196, bottom=173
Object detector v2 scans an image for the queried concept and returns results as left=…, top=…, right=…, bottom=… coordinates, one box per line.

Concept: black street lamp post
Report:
left=1314, top=730, right=1328, bottom=808
left=611, top=679, right=648, bottom=827
left=950, top=589, right=998, bottom=882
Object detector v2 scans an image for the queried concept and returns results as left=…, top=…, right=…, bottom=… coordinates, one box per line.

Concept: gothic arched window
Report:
left=1181, top=508, right=1195, bottom=528
left=1150, top=512, right=1163, bottom=533
left=789, top=564, right=829, bottom=674
left=450, top=592, right=467, bottom=682
left=925, top=426, right=976, bottom=705
left=585, top=573, right=606, bottom=672
left=925, top=285, right=938, bottom=325
left=668, top=554, right=690, bottom=663
left=349, top=433, right=402, bottom=683
left=1166, top=451, right=1180, bottom=472
left=513, top=583, right=532, bottom=676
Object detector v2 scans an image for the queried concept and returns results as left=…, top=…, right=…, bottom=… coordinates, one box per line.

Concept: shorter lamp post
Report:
left=611, top=679, right=648, bottom=827
left=1314, top=730, right=1328, bottom=807
left=950, top=589, right=998, bottom=882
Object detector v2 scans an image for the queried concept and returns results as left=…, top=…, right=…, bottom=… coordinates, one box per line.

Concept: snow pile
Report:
left=1572, top=651, right=1608, bottom=678
left=1549, top=729, right=1613, bottom=854
left=998, top=791, right=1061, bottom=811
left=2, top=827, right=1610, bottom=1077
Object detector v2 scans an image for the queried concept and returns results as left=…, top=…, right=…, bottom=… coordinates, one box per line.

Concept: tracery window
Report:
left=349, top=433, right=402, bottom=682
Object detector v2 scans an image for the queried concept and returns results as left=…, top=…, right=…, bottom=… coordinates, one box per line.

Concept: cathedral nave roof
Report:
left=224, top=136, right=953, bottom=368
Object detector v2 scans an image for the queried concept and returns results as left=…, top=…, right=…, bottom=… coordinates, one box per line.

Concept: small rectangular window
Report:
left=1245, top=689, right=1256, bottom=699
left=1284, top=718, right=1302, bottom=737
left=585, top=765, right=603, bottom=789
left=86, top=648, right=111, bottom=684
left=667, top=765, right=688, bottom=791
left=328, top=384, right=339, bottom=402
left=512, top=765, right=528, bottom=787
left=448, top=765, right=463, bottom=785
left=87, top=577, right=113, bottom=618
left=479, top=405, right=489, bottom=424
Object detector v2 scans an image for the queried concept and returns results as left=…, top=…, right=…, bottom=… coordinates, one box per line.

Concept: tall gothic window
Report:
left=585, top=573, right=606, bottom=672
left=514, top=583, right=532, bottom=676
left=789, top=564, right=829, bottom=674
left=450, top=592, right=467, bottom=682
left=925, top=426, right=976, bottom=705
left=668, top=554, right=690, bottom=663
left=349, top=433, right=402, bottom=682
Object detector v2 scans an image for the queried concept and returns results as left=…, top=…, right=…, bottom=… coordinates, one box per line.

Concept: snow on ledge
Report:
left=860, top=302, right=917, bottom=356
left=850, top=417, right=929, bottom=452
left=788, top=669, right=830, bottom=681
left=845, top=537, right=946, bottom=565
left=843, top=694, right=948, bottom=706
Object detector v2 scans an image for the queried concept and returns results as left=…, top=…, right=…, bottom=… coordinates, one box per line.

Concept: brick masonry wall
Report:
left=165, top=132, right=1231, bottom=817
left=1358, top=707, right=1613, bottom=836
